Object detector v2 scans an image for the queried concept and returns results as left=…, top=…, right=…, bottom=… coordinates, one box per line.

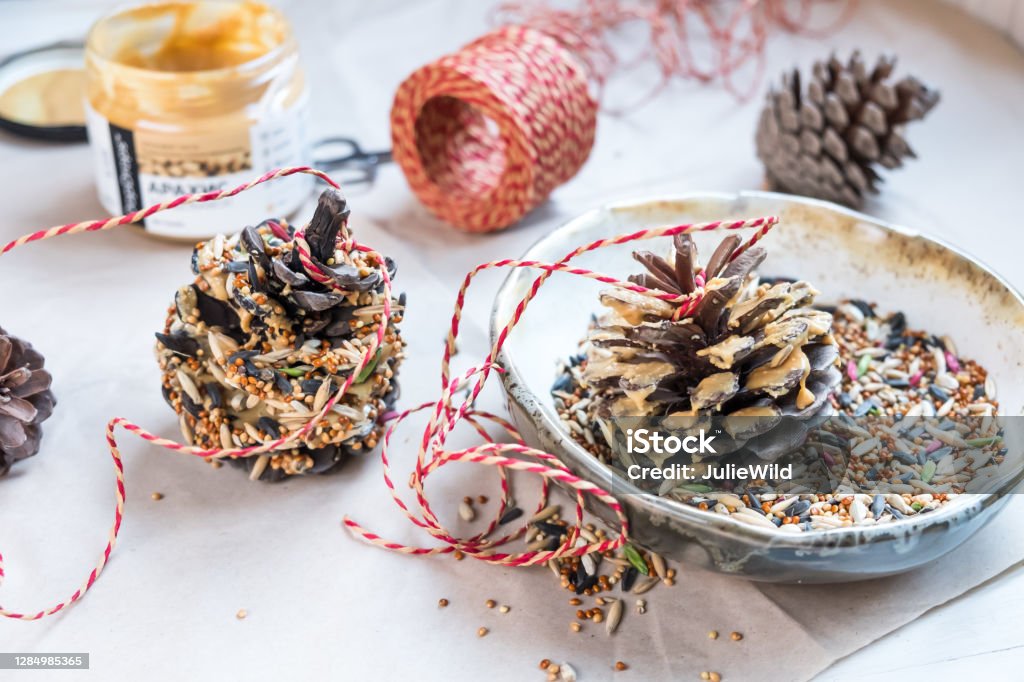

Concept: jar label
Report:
left=86, top=100, right=311, bottom=239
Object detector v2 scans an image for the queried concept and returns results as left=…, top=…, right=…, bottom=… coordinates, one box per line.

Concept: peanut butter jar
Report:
left=85, top=1, right=311, bottom=239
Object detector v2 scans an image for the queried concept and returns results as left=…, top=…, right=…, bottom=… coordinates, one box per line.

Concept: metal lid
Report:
left=0, top=41, right=87, bottom=142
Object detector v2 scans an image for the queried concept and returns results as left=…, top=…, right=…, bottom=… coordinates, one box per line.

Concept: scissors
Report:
left=311, top=137, right=393, bottom=185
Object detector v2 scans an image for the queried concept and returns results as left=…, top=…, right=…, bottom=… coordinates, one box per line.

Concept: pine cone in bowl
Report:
left=582, top=234, right=841, bottom=461
left=0, top=328, right=56, bottom=477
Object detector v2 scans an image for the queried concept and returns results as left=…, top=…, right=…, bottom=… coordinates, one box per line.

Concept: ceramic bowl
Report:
left=492, top=191, right=1024, bottom=583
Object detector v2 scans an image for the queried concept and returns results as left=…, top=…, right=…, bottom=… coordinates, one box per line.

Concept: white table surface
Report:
left=1, top=1, right=1023, bottom=680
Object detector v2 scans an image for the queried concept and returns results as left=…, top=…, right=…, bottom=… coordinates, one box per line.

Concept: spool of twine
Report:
left=390, top=26, right=598, bottom=233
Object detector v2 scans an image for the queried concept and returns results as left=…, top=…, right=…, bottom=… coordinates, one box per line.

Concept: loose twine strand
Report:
left=496, top=0, right=858, bottom=105
left=0, top=167, right=777, bottom=620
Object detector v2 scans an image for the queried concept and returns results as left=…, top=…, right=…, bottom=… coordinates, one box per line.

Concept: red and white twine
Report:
left=0, top=167, right=777, bottom=620
left=391, top=25, right=598, bottom=233
left=391, top=2, right=853, bottom=233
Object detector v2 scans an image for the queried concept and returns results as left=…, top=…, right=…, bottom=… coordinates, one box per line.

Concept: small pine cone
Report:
left=582, top=234, right=841, bottom=461
left=756, top=52, right=940, bottom=208
left=0, top=328, right=56, bottom=477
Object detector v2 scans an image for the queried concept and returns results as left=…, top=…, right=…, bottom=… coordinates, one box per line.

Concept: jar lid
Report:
left=0, top=41, right=87, bottom=142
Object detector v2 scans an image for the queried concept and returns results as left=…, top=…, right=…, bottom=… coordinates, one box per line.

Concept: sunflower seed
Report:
left=249, top=454, right=269, bottom=481
left=209, top=362, right=228, bottom=384
left=606, top=598, right=623, bottom=635
left=925, top=423, right=967, bottom=448
left=243, top=422, right=262, bottom=442
left=985, top=375, right=997, bottom=399
left=632, top=577, right=659, bottom=595
left=207, top=332, right=226, bottom=362
left=885, top=494, right=913, bottom=514
left=219, top=422, right=233, bottom=450
left=176, top=370, right=202, bottom=404
left=851, top=437, right=880, bottom=457
left=934, top=397, right=954, bottom=417
left=811, top=515, right=846, bottom=529
left=178, top=413, right=194, bottom=445
left=710, top=492, right=745, bottom=509
left=838, top=302, right=864, bottom=323
left=649, top=551, right=667, bottom=579
left=526, top=525, right=540, bottom=543
left=850, top=499, right=868, bottom=523
left=530, top=505, right=561, bottom=523
left=499, top=507, right=524, bottom=525
left=731, top=510, right=777, bottom=529
left=769, top=496, right=797, bottom=514
left=314, top=379, right=332, bottom=412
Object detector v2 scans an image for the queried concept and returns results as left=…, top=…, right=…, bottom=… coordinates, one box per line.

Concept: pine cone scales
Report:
left=0, top=328, right=56, bottom=477
left=582, top=235, right=841, bottom=461
left=756, top=52, right=939, bottom=208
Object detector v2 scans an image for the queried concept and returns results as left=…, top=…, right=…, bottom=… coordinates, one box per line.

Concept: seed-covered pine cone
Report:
left=582, top=234, right=841, bottom=461
left=0, top=329, right=56, bottom=477
left=756, top=52, right=940, bottom=208
left=155, top=189, right=404, bottom=482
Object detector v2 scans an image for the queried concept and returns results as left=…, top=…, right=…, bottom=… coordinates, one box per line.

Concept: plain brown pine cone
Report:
left=0, top=328, right=56, bottom=477
left=756, top=52, right=940, bottom=208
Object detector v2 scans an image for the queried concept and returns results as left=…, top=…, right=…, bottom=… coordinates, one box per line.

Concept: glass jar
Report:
left=84, top=0, right=311, bottom=240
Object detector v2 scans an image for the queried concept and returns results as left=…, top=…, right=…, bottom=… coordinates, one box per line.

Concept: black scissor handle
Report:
left=312, top=137, right=393, bottom=172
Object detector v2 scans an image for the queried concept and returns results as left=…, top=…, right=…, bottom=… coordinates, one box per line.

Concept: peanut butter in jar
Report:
left=85, top=1, right=311, bottom=240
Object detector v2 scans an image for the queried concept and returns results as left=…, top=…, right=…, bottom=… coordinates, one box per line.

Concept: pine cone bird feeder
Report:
left=155, top=190, right=404, bottom=482
left=582, top=234, right=841, bottom=461
left=756, top=52, right=940, bottom=208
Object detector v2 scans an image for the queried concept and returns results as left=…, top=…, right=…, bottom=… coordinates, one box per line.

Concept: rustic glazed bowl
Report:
left=492, top=192, right=1024, bottom=583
